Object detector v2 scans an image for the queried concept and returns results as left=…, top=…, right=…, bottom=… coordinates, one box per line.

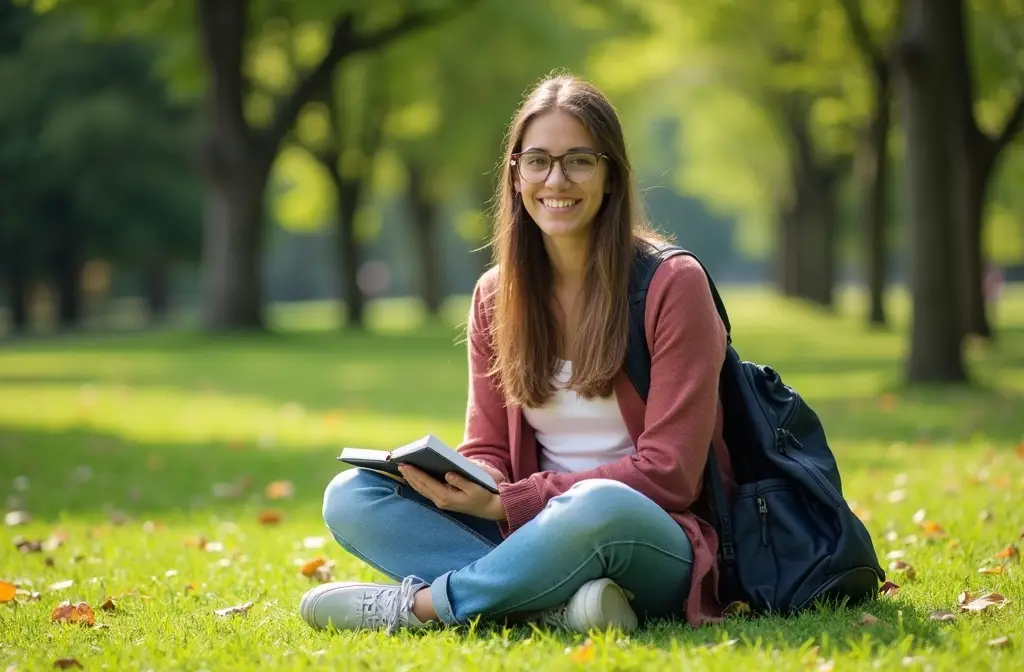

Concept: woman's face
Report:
left=514, top=110, right=610, bottom=244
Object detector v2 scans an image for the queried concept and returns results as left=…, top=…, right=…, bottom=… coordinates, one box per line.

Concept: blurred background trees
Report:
left=0, top=0, right=1022, bottom=385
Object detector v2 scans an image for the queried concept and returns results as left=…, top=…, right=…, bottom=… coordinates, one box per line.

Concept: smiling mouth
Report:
left=540, top=198, right=581, bottom=210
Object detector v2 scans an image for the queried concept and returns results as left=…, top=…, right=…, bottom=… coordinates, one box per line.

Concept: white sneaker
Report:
left=299, top=576, right=428, bottom=634
left=537, top=578, right=638, bottom=633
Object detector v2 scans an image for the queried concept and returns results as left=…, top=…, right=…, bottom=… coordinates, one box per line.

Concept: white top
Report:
left=522, top=360, right=636, bottom=473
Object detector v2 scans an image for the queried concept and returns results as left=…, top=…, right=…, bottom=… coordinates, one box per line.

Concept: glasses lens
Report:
left=517, top=152, right=551, bottom=183
left=563, top=153, right=599, bottom=182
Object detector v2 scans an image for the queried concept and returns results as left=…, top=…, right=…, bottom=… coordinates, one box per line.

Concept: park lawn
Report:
left=1, top=287, right=1023, bottom=671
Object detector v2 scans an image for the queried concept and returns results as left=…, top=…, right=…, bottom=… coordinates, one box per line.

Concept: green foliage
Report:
left=0, top=6, right=202, bottom=273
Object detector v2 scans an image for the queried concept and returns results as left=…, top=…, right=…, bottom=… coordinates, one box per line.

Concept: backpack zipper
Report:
left=757, top=496, right=769, bottom=546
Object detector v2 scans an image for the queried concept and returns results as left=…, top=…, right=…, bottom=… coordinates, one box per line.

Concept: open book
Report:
left=337, top=434, right=500, bottom=494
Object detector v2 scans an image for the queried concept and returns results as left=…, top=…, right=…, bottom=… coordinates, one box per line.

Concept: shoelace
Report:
left=361, top=576, right=423, bottom=634
left=537, top=604, right=572, bottom=630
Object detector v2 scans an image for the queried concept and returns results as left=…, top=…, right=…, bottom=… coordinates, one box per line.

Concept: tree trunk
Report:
left=3, top=246, right=29, bottom=333
left=142, top=253, right=171, bottom=323
left=862, top=74, right=892, bottom=327
left=959, top=149, right=992, bottom=339
left=406, top=163, right=443, bottom=316
left=897, top=0, right=967, bottom=382
left=329, top=170, right=366, bottom=329
left=795, top=168, right=838, bottom=308
left=777, top=206, right=801, bottom=297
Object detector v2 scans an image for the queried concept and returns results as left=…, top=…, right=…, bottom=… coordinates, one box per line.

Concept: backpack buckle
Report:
left=721, top=542, right=735, bottom=561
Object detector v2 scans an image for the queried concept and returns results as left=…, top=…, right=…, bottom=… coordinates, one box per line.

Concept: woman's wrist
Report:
left=488, top=493, right=507, bottom=521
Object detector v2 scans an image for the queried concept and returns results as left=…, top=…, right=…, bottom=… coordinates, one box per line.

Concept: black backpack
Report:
left=624, top=241, right=885, bottom=614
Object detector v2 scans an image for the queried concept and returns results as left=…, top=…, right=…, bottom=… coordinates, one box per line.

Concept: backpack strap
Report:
left=624, top=241, right=740, bottom=597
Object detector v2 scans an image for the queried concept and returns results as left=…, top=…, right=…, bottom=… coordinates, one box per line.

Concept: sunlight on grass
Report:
left=2, top=286, right=1023, bottom=671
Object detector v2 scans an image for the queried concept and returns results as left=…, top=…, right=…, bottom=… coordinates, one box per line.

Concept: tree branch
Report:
left=837, top=0, right=883, bottom=67
left=991, top=91, right=1024, bottom=155
left=263, top=0, right=477, bottom=151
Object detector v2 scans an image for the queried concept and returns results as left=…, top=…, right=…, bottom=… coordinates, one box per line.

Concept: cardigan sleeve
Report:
left=496, top=254, right=727, bottom=533
left=455, top=270, right=514, bottom=482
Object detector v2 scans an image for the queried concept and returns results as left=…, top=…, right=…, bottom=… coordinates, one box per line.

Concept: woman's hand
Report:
left=469, top=459, right=507, bottom=486
left=398, top=464, right=506, bottom=521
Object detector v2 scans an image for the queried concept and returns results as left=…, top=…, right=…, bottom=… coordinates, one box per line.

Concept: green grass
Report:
left=2, top=287, right=1023, bottom=671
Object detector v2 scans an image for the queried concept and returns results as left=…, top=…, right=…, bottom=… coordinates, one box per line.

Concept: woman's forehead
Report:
left=521, top=110, right=598, bottom=153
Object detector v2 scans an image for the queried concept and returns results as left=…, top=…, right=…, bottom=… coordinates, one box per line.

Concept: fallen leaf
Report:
left=912, top=509, right=926, bottom=524
left=204, top=541, right=225, bottom=553
left=880, top=581, right=900, bottom=597
left=4, top=511, right=31, bottom=526
left=52, top=659, right=83, bottom=669
left=988, top=636, right=1011, bottom=649
left=1016, top=441, right=1024, bottom=460
left=265, top=481, right=294, bottom=500
left=723, top=600, right=751, bottom=616
left=920, top=520, right=946, bottom=537
left=889, top=560, right=917, bottom=580
left=994, top=544, right=1019, bottom=561
left=887, top=489, right=907, bottom=503
left=886, top=550, right=906, bottom=560
left=817, top=660, right=835, bottom=672
left=16, top=589, right=42, bottom=602
left=257, top=509, right=283, bottom=525
left=980, top=510, right=994, bottom=523
left=978, top=565, right=1006, bottom=575
left=214, top=600, right=254, bottom=617
left=0, top=581, right=16, bottom=602
left=859, top=612, right=880, bottom=625
left=302, top=536, right=326, bottom=549
left=959, top=591, right=1010, bottom=612
left=100, top=597, right=116, bottom=611
left=567, top=638, right=595, bottom=663
left=13, top=536, right=42, bottom=553
left=929, top=610, right=956, bottom=622
left=48, top=580, right=74, bottom=591
left=50, top=600, right=96, bottom=626
left=300, top=557, right=327, bottom=578
left=165, top=570, right=178, bottom=578
left=183, top=535, right=209, bottom=550
left=958, top=590, right=974, bottom=606
left=312, top=564, right=334, bottom=583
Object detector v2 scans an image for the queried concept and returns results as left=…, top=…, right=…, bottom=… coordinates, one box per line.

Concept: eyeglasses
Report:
left=510, top=150, right=608, bottom=184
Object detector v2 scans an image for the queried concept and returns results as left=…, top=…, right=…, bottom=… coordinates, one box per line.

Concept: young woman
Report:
left=299, top=74, right=734, bottom=635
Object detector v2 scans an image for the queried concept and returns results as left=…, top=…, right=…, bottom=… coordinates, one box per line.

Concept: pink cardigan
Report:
left=457, top=253, right=737, bottom=627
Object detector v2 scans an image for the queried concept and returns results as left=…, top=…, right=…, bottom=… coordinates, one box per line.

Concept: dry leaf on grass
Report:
left=52, top=659, right=83, bottom=669
left=257, top=509, right=283, bottom=525
left=994, top=544, right=1019, bottom=561
left=300, top=557, right=326, bottom=578
left=266, top=481, right=294, bottom=500
left=723, top=600, right=751, bottom=616
left=4, top=511, right=31, bottom=526
left=879, top=581, right=900, bottom=597
left=920, top=520, right=946, bottom=538
left=859, top=612, right=880, bottom=626
left=566, top=638, right=594, bottom=663
left=978, top=564, right=1006, bottom=575
left=13, top=537, right=41, bottom=553
left=50, top=601, right=96, bottom=626
left=889, top=560, right=917, bottom=580
left=0, top=581, right=16, bottom=603
left=100, top=597, right=116, bottom=611
left=958, top=591, right=1010, bottom=612
left=928, top=610, right=956, bottom=622
left=302, top=536, right=326, bottom=550
left=988, top=636, right=1011, bottom=649
left=214, top=601, right=255, bottom=617
left=48, top=580, right=74, bottom=591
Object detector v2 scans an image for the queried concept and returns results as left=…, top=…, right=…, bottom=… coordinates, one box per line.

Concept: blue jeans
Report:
left=321, top=468, right=694, bottom=626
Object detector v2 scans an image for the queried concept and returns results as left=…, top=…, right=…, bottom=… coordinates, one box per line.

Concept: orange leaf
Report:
left=265, top=481, right=294, bottom=500
left=100, top=597, right=116, bottom=611
left=920, top=520, right=946, bottom=537
left=978, top=565, right=1006, bottom=575
left=1015, top=441, right=1024, bottom=460
left=300, top=557, right=326, bottom=578
left=994, top=544, right=1019, bottom=561
left=567, top=638, right=595, bottom=663
left=50, top=600, right=96, bottom=626
left=0, top=580, right=16, bottom=603
left=879, top=581, right=900, bottom=597
left=257, top=509, right=283, bottom=525
left=53, top=658, right=84, bottom=669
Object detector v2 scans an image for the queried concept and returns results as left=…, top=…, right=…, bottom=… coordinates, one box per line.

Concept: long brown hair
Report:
left=487, top=73, right=668, bottom=408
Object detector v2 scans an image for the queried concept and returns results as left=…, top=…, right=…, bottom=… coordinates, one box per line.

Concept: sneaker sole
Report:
left=573, top=579, right=638, bottom=632
left=299, top=581, right=379, bottom=630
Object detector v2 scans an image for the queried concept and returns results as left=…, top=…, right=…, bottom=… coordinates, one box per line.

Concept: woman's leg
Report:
left=320, top=468, right=504, bottom=583
left=429, top=478, right=693, bottom=626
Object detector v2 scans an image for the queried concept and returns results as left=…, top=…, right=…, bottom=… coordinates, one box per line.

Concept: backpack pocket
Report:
left=731, top=477, right=839, bottom=613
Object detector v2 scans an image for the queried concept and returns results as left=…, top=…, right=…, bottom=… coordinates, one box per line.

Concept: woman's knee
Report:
left=545, top=479, right=649, bottom=536
left=321, top=468, right=396, bottom=538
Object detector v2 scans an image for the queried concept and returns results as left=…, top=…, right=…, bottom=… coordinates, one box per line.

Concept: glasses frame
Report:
left=510, top=149, right=609, bottom=184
